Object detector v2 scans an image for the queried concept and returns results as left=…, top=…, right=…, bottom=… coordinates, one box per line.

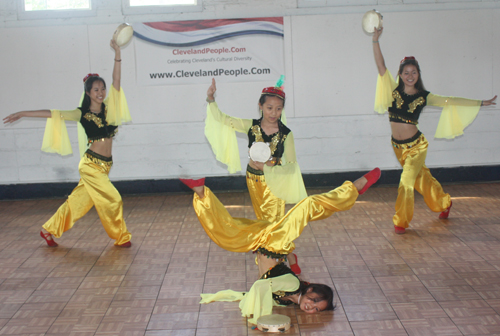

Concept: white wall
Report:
left=1, top=0, right=499, bottom=185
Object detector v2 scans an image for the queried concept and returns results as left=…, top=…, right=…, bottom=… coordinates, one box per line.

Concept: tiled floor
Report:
left=1, top=182, right=500, bottom=336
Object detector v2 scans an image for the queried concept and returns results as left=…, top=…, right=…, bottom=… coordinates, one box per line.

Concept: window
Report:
left=130, top=0, right=196, bottom=5
left=24, top=0, right=91, bottom=11
left=18, top=0, right=96, bottom=19
left=298, top=0, right=375, bottom=8
left=123, top=0, right=202, bottom=15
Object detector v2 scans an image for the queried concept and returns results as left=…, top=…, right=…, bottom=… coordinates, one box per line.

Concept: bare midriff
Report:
left=89, top=138, right=113, bottom=157
left=390, top=122, right=419, bottom=141
left=257, top=253, right=282, bottom=277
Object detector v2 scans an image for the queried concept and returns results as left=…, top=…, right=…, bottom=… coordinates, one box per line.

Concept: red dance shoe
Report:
left=180, top=178, right=206, bottom=189
left=118, top=241, right=132, bottom=248
left=439, top=201, right=452, bottom=219
left=290, top=253, right=301, bottom=275
left=358, top=168, right=381, bottom=195
left=40, top=230, right=58, bottom=247
left=394, top=226, right=406, bottom=234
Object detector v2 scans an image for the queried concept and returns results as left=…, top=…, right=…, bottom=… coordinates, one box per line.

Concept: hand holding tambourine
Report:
left=249, top=142, right=272, bottom=163
left=362, top=10, right=383, bottom=34
left=112, top=23, right=134, bottom=47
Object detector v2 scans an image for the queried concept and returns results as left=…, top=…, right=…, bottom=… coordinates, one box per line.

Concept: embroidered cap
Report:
left=261, top=75, right=286, bottom=100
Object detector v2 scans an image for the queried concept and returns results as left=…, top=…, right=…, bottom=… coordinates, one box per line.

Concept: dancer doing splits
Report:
left=181, top=167, right=380, bottom=323
left=205, top=77, right=306, bottom=273
left=3, top=40, right=132, bottom=247
left=372, top=27, right=496, bottom=234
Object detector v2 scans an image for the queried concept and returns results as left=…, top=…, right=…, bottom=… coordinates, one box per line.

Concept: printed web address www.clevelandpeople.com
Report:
left=149, top=67, right=271, bottom=79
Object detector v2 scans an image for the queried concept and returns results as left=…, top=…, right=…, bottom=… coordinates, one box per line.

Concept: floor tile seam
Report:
left=368, top=194, right=496, bottom=304
left=6, top=202, right=120, bottom=335
left=195, top=241, right=213, bottom=333
left=355, top=201, right=447, bottom=321
left=38, top=241, right=112, bottom=335
left=56, top=202, right=150, bottom=334
left=435, top=300, right=476, bottom=336
left=329, top=206, right=389, bottom=336
left=4, top=224, right=73, bottom=332
left=121, top=195, right=171, bottom=331
left=419, top=219, right=500, bottom=296
left=163, top=197, right=204, bottom=332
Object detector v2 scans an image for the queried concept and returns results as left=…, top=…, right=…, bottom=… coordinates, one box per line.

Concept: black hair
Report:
left=396, top=59, right=426, bottom=93
left=81, top=76, right=106, bottom=113
left=259, top=94, right=285, bottom=107
left=299, top=282, right=335, bottom=311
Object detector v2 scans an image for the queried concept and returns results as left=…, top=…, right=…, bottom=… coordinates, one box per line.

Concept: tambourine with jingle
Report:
left=113, top=23, right=134, bottom=47
left=256, top=314, right=291, bottom=333
left=249, top=142, right=272, bottom=163
left=362, top=10, right=383, bottom=34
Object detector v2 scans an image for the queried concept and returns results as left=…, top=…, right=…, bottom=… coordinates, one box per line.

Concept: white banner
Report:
left=133, top=18, right=284, bottom=86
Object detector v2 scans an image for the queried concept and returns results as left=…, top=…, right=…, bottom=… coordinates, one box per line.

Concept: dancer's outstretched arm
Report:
left=3, top=110, right=51, bottom=124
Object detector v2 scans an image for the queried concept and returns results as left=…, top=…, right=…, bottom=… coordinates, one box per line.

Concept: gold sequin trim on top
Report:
left=273, top=290, right=286, bottom=298
left=83, top=113, right=105, bottom=128
left=408, top=97, right=425, bottom=113
left=251, top=125, right=263, bottom=142
left=87, top=128, right=118, bottom=144
left=392, top=132, right=424, bottom=149
left=251, top=125, right=286, bottom=156
left=389, top=112, right=417, bottom=125
left=269, top=134, right=280, bottom=153
left=84, top=150, right=113, bottom=169
left=393, top=91, right=404, bottom=109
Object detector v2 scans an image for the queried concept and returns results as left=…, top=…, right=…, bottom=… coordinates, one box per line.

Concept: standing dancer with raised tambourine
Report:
left=3, top=38, right=133, bottom=247
left=204, top=76, right=306, bottom=274
left=371, top=23, right=496, bottom=234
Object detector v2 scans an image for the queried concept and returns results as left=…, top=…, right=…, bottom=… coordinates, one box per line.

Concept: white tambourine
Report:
left=113, top=23, right=134, bottom=47
left=362, top=10, right=383, bottom=34
left=257, top=314, right=291, bottom=333
left=249, top=142, right=272, bottom=163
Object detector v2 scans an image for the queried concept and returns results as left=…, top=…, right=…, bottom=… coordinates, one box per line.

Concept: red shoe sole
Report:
left=40, top=230, right=58, bottom=247
left=439, top=201, right=452, bottom=219
left=358, top=168, right=381, bottom=195
left=394, top=226, right=406, bottom=234
left=290, top=253, right=301, bottom=275
left=118, top=241, right=132, bottom=248
left=180, top=178, right=205, bottom=189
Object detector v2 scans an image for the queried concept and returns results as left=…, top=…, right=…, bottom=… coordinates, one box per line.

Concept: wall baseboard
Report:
left=1, top=165, right=499, bottom=200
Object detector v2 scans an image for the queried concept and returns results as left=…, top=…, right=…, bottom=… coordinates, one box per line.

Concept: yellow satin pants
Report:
left=42, top=151, right=131, bottom=245
left=246, top=169, right=285, bottom=222
left=192, top=181, right=358, bottom=255
left=392, top=134, right=451, bottom=228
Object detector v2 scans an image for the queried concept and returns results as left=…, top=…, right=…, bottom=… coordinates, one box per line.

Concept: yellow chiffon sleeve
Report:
left=204, top=102, right=253, bottom=174
left=41, top=109, right=80, bottom=156
left=200, top=290, right=245, bottom=303
left=199, top=274, right=299, bottom=324
left=263, top=132, right=307, bottom=204
left=104, top=86, right=132, bottom=126
left=239, top=274, right=299, bottom=324
left=428, top=93, right=482, bottom=139
left=374, top=70, right=398, bottom=114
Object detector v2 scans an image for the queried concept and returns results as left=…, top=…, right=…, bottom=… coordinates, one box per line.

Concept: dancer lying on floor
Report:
left=180, top=167, right=381, bottom=323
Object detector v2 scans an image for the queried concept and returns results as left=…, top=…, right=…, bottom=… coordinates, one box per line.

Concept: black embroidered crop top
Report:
left=248, top=118, right=290, bottom=162
left=78, top=106, right=118, bottom=143
left=259, top=262, right=301, bottom=306
left=388, top=89, right=430, bottom=125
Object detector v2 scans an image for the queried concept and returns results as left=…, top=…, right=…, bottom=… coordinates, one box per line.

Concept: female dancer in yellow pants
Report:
left=4, top=40, right=132, bottom=247
left=372, top=26, right=496, bottom=234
